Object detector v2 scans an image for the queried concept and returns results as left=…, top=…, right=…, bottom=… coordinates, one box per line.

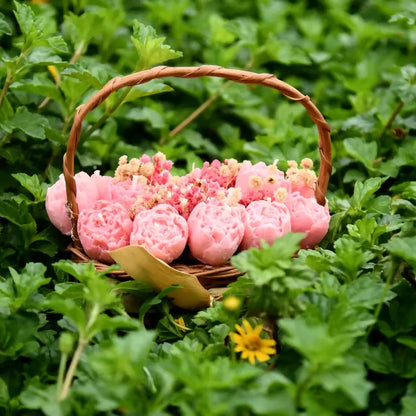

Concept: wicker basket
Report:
left=64, top=65, right=332, bottom=290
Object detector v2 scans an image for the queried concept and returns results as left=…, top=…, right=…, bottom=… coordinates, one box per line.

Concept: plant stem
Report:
left=0, top=73, right=13, bottom=112
left=294, top=364, right=320, bottom=409
left=367, top=262, right=399, bottom=336
left=39, top=42, right=86, bottom=110
left=166, top=60, right=254, bottom=140
left=58, top=337, right=87, bottom=401
left=380, top=101, right=404, bottom=138
left=56, top=352, right=68, bottom=399
left=82, top=86, right=134, bottom=140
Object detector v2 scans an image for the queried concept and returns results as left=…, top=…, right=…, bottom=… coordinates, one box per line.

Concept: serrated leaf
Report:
left=13, top=1, right=35, bottom=37
left=2, top=107, right=49, bottom=139
left=61, top=62, right=112, bottom=89
left=12, top=173, right=47, bottom=202
left=11, top=75, right=63, bottom=102
left=352, top=177, right=387, bottom=209
left=47, top=36, right=69, bottom=54
left=344, top=137, right=378, bottom=169
left=27, top=47, right=63, bottom=65
left=131, top=21, right=182, bottom=70
left=43, top=297, right=86, bottom=330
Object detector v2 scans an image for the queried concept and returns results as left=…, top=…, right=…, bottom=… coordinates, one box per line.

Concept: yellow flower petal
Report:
left=234, top=324, right=245, bottom=335
left=242, top=319, right=253, bottom=333
left=261, top=339, right=277, bottom=347
left=254, top=351, right=271, bottom=362
left=253, top=324, right=263, bottom=336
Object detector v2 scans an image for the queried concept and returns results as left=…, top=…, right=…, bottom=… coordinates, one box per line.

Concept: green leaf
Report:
left=26, top=47, right=63, bottom=65
left=120, top=107, right=165, bottom=129
left=352, top=177, right=387, bottom=209
left=342, top=275, right=396, bottom=309
left=0, top=12, right=12, bottom=36
left=88, top=315, right=140, bottom=339
left=11, top=75, right=63, bottom=102
left=131, top=21, right=182, bottom=70
left=61, top=62, right=113, bottom=90
left=43, top=297, right=86, bottom=330
left=12, top=173, right=47, bottom=202
left=123, top=81, right=173, bottom=103
left=0, top=377, right=9, bottom=407
left=385, top=237, right=416, bottom=269
left=393, top=65, right=416, bottom=103
left=13, top=1, right=35, bottom=38
left=138, top=285, right=181, bottom=324
left=2, top=107, right=49, bottom=139
left=397, top=336, right=416, bottom=351
left=280, top=313, right=353, bottom=365
left=47, top=36, right=69, bottom=54
left=344, top=137, right=378, bottom=170
left=365, top=343, right=395, bottom=374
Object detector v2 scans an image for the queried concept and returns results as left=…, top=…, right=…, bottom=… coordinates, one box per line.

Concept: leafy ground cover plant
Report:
left=1, top=0, right=416, bottom=415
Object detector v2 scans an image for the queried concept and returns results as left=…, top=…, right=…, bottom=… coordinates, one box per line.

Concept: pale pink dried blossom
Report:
left=240, top=200, right=291, bottom=250
left=130, top=204, right=188, bottom=263
left=187, top=200, right=246, bottom=266
left=235, top=161, right=291, bottom=205
left=285, top=192, right=330, bottom=249
left=77, top=200, right=133, bottom=263
left=285, top=158, right=317, bottom=198
left=45, top=172, right=100, bottom=235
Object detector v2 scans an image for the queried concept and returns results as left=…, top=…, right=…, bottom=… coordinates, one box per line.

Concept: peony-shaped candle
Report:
left=235, top=161, right=291, bottom=205
left=240, top=200, right=291, bottom=250
left=109, top=177, right=147, bottom=213
left=77, top=200, right=133, bottom=263
left=91, top=171, right=113, bottom=201
left=187, top=200, right=246, bottom=266
left=130, top=204, right=188, bottom=264
left=285, top=192, right=330, bottom=249
left=45, top=172, right=100, bottom=235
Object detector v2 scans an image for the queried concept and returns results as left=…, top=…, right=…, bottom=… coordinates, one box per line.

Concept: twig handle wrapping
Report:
left=63, top=65, right=332, bottom=245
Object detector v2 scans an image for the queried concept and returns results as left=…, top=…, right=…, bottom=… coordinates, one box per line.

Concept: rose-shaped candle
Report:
left=285, top=192, right=330, bottom=249
left=77, top=200, right=133, bottom=263
left=187, top=200, right=246, bottom=266
left=130, top=204, right=188, bottom=264
left=240, top=200, right=291, bottom=250
left=45, top=172, right=100, bottom=235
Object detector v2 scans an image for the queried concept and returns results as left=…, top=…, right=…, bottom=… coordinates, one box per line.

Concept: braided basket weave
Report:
left=64, top=65, right=332, bottom=288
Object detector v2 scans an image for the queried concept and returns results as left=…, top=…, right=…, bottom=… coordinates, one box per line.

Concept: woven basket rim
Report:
left=62, top=65, right=332, bottom=282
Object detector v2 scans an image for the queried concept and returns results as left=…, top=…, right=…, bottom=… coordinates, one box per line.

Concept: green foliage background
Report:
left=1, top=0, right=416, bottom=415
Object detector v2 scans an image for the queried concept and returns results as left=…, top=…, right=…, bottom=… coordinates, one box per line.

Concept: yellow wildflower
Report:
left=230, top=319, right=276, bottom=365
left=223, top=296, right=241, bottom=311
left=174, top=316, right=188, bottom=332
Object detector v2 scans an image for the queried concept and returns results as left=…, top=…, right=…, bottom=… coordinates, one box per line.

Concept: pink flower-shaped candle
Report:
left=45, top=172, right=100, bottom=235
left=130, top=204, right=188, bottom=264
left=286, top=192, right=330, bottom=249
left=77, top=200, right=133, bottom=263
left=241, top=200, right=291, bottom=250
left=187, top=200, right=246, bottom=266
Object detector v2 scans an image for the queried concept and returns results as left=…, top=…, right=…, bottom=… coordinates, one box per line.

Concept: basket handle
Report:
left=64, top=65, right=332, bottom=245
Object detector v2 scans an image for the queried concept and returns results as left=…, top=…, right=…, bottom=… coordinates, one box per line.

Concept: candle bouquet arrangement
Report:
left=46, top=152, right=330, bottom=267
